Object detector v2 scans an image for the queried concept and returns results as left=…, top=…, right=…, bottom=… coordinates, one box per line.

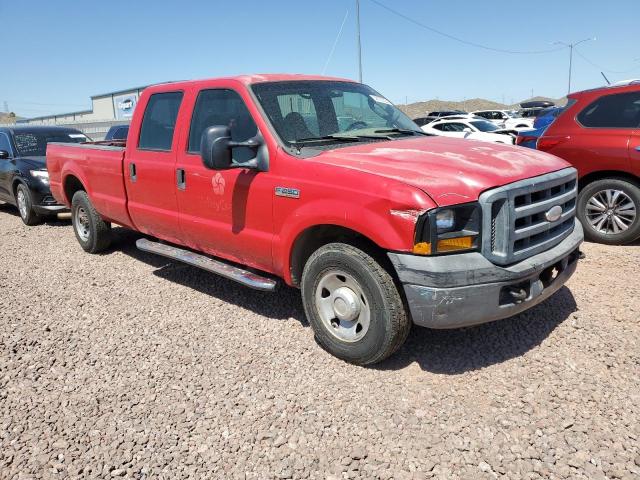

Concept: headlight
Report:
left=30, top=169, right=49, bottom=185
left=413, top=203, right=481, bottom=255
left=435, top=209, right=455, bottom=232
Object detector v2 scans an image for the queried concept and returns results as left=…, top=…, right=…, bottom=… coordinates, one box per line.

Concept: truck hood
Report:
left=314, top=136, right=570, bottom=206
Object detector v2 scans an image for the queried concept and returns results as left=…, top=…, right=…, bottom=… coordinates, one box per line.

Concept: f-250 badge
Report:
left=275, top=187, right=300, bottom=199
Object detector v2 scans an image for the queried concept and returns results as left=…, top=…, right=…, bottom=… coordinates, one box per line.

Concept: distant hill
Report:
left=399, top=95, right=567, bottom=118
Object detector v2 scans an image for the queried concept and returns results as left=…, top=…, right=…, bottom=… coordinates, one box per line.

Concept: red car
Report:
left=537, top=81, right=640, bottom=244
left=47, top=75, right=582, bottom=364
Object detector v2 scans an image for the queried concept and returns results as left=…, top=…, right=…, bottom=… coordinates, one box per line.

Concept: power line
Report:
left=322, top=9, right=350, bottom=75
left=368, top=0, right=566, bottom=55
left=573, top=49, right=640, bottom=74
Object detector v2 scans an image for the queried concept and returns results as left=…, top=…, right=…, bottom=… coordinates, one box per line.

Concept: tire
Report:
left=301, top=243, right=410, bottom=365
left=71, top=190, right=112, bottom=253
left=15, top=183, right=42, bottom=226
left=577, top=178, right=640, bottom=245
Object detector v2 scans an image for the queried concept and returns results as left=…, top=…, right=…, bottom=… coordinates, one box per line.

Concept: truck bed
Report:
left=47, top=142, right=134, bottom=228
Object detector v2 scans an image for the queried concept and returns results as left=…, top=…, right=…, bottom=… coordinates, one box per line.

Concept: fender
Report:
left=274, top=196, right=434, bottom=285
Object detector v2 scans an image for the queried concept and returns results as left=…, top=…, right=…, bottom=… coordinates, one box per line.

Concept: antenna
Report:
left=601, top=71, right=611, bottom=85
left=355, top=0, right=363, bottom=82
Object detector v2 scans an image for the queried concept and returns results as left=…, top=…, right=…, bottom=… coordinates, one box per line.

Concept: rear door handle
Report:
left=176, top=168, right=186, bottom=190
left=129, top=163, right=137, bottom=182
left=635, top=146, right=640, bottom=152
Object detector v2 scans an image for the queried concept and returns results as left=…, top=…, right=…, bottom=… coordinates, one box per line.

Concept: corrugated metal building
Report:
left=18, top=86, right=147, bottom=140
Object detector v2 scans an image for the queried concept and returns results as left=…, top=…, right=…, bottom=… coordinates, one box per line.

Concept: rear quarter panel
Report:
left=47, top=143, right=133, bottom=228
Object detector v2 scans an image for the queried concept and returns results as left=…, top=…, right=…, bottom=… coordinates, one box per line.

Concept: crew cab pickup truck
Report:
left=47, top=75, right=583, bottom=365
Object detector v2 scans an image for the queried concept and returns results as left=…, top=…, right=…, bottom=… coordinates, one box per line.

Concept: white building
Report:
left=18, top=86, right=147, bottom=140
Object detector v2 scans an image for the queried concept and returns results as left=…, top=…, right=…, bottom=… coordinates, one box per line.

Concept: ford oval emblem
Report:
left=545, top=205, right=563, bottom=222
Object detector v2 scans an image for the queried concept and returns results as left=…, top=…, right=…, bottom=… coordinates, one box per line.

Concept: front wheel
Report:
left=301, top=243, right=410, bottom=365
left=577, top=178, right=640, bottom=245
left=71, top=190, right=112, bottom=253
left=16, top=183, right=42, bottom=226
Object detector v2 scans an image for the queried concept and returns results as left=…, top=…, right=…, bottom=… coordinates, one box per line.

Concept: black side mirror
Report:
left=200, top=125, right=269, bottom=172
left=0, top=150, right=9, bottom=159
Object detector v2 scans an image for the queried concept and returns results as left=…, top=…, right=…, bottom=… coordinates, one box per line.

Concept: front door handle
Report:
left=129, top=163, right=137, bottom=182
left=176, top=168, right=186, bottom=190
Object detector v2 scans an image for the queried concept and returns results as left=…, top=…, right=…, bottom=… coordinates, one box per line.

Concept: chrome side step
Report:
left=135, top=238, right=277, bottom=292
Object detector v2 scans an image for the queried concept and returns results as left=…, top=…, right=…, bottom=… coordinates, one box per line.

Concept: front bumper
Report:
left=388, top=219, right=583, bottom=329
left=29, top=183, right=68, bottom=214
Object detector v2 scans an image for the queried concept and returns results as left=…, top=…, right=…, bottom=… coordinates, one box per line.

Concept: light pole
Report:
left=554, top=38, right=595, bottom=95
left=355, top=0, right=362, bottom=82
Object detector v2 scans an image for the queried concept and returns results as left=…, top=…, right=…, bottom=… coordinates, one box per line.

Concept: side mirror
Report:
left=0, top=150, right=9, bottom=159
left=200, top=126, right=269, bottom=172
left=463, top=127, right=472, bottom=134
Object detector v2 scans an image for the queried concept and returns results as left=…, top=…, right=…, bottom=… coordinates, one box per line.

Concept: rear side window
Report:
left=577, top=91, right=640, bottom=128
left=188, top=89, right=258, bottom=162
left=138, top=92, right=183, bottom=151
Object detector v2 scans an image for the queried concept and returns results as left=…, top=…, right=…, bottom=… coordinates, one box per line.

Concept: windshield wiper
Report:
left=291, top=134, right=363, bottom=144
left=373, top=128, right=430, bottom=136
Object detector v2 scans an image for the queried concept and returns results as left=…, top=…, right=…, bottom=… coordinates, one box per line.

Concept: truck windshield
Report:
left=14, top=131, right=89, bottom=156
left=251, top=81, right=422, bottom=146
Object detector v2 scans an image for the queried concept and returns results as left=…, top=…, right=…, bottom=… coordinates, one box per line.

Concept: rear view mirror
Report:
left=200, top=126, right=269, bottom=172
left=0, top=150, right=9, bottom=159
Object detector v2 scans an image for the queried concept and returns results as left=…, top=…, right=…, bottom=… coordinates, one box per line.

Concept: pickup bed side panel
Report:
left=47, top=143, right=134, bottom=229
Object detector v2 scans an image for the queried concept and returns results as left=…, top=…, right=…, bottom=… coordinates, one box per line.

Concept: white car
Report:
left=470, top=110, right=534, bottom=130
left=421, top=118, right=516, bottom=144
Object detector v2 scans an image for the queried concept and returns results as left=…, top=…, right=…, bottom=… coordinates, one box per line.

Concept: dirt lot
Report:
left=0, top=204, right=638, bottom=480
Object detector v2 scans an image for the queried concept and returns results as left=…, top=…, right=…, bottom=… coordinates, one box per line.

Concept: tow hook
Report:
left=506, top=287, right=528, bottom=303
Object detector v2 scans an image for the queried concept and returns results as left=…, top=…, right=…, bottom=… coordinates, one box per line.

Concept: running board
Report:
left=135, top=238, right=277, bottom=292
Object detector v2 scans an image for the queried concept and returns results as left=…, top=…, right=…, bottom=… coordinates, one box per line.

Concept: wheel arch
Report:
left=578, top=170, right=640, bottom=191
left=62, top=174, right=87, bottom=205
left=288, top=224, right=394, bottom=288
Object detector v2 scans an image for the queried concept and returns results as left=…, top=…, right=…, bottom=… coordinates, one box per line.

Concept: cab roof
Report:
left=148, top=74, right=357, bottom=92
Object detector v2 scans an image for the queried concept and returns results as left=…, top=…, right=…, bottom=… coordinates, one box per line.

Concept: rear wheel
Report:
left=71, top=190, right=112, bottom=253
left=301, top=243, right=410, bottom=365
left=577, top=178, right=640, bottom=245
left=16, top=184, right=42, bottom=226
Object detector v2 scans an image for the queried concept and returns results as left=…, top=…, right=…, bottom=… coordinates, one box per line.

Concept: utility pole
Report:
left=3, top=101, right=7, bottom=113
left=355, top=0, right=362, bottom=82
left=554, top=38, right=595, bottom=95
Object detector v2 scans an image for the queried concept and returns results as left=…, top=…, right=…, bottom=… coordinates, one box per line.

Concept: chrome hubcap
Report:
left=17, top=190, right=27, bottom=219
left=315, top=270, right=370, bottom=342
left=75, top=207, right=91, bottom=241
left=586, top=189, right=636, bottom=235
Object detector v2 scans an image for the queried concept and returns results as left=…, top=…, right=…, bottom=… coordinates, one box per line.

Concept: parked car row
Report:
left=516, top=80, right=640, bottom=244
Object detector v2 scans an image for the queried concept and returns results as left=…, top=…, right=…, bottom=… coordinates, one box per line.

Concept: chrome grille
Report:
left=479, top=168, right=578, bottom=266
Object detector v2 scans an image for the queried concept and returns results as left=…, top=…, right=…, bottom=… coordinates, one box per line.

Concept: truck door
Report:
left=124, top=91, right=186, bottom=243
left=630, top=128, right=640, bottom=175
left=175, top=88, right=274, bottom=272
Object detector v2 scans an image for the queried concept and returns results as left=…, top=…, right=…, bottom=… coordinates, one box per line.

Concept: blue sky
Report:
left=2, top=0, right=638, bottom=117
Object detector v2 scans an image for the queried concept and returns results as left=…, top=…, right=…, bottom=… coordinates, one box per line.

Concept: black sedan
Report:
left=0, top=126, right=90, bottom=225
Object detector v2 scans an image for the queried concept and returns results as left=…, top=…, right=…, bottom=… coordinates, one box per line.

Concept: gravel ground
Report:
left=0, top=203, right=638, bottom=480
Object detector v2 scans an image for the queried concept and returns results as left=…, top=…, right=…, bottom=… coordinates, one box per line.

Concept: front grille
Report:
left=479, top=168, right=578, bottom=266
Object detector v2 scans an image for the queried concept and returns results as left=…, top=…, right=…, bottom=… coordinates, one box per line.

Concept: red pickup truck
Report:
left=47, top=75, right=583, bottom=365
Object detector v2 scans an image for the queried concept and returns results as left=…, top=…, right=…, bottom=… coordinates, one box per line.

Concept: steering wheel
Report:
left=345, top=121, right=368, bottom=131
